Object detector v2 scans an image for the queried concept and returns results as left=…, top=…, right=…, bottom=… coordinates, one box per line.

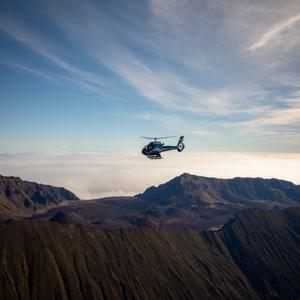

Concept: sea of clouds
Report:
left=0, top=151, right=300, bottom=199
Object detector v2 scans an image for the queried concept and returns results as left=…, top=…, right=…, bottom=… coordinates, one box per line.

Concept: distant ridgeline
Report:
left=1, top=173, right=300, bottom=230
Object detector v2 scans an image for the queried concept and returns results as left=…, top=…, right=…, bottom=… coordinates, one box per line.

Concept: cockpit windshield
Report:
left=141, top=142, right=156, bottom=155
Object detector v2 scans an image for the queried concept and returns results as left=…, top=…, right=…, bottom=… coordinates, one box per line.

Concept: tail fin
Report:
left=177, top=136, right=185, bottom=152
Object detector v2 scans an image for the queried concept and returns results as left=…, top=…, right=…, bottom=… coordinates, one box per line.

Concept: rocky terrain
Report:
left=0, top=175, right=78, bottom=220
left=0, top=207, right=299, bottom=300
left=0, top=173, right=299, bottom=299
left=30, top=173, right=300, bottom=230
left=1, top=173, right=300, bottom=230
left=138, top=173, right=300, bottom=207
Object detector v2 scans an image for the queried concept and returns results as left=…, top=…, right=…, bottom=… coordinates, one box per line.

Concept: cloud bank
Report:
left=1, top=152, right=300, bottom=199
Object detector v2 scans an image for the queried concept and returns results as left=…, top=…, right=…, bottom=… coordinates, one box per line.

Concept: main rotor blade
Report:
left=140, top=136, right=177, bottom=140
left=156, top=136, right=177, bottom=139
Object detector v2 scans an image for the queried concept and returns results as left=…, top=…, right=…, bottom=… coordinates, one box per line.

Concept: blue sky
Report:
left=1, top=0, right=300, bottom=153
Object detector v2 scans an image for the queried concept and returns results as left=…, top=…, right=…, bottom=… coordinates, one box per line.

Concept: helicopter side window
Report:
left=148, top=142, right=155, bottom=150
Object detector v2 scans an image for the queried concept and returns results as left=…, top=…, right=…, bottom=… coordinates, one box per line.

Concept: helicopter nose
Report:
left=142, top=147, right=147, bottom=155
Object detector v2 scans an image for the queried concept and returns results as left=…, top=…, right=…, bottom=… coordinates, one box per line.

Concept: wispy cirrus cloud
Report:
left=0, top=14, right=122, bottom=100
left=136, top=112, right=218, bottom=138
left=1, top=0, right=300, bottom=151
left=247, top=12, right=300, bottom=50
left=5, top=61, right=57, bottom=82
left=241, top=106, right=300, bottom=131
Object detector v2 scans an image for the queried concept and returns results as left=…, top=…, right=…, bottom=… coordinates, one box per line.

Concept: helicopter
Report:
left=141, top=136, right=185, bottom=159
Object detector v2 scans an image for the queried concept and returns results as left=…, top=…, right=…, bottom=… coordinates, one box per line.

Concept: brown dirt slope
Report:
left=0, top=207, right=299, bottom=300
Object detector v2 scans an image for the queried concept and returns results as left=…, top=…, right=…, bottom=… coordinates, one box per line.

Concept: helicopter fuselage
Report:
left=141, top=136, right=184, bottom=159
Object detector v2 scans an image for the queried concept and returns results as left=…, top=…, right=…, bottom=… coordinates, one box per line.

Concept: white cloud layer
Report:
left=1, top=152, right=300, bottom=199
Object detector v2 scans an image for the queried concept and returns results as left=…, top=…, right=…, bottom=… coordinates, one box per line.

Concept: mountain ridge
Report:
left=0, top=175, right=79, bottom=219
left=2, top=173, right=300, bottom=230
left=139, top=173, right=300, bottom=207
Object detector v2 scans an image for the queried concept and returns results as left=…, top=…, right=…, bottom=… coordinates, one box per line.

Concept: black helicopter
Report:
left=141, top=136, right=185, bottom=159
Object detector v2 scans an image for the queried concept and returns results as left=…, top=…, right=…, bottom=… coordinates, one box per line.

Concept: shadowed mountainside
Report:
left=2, top=173, right=300, bottom=230
left=138, top=173, right=300, bottom=207
left=0, top=175, right=78, bottom=219
left=34, top=173, right=300, bottom=230
left=0, top=207, right=299, bottom=300
left=50, top=210, right=87, bottom=225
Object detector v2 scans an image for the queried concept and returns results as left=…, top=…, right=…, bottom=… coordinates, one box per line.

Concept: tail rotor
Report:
left=177, top=136, right=185, bottom=152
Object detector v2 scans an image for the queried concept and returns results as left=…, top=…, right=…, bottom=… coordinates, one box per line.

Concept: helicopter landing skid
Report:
left=147, top=154, right=162, bottom=159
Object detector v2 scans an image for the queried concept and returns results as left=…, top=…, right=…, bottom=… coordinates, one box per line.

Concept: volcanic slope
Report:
left=0, top=207, right=299, bottom=300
